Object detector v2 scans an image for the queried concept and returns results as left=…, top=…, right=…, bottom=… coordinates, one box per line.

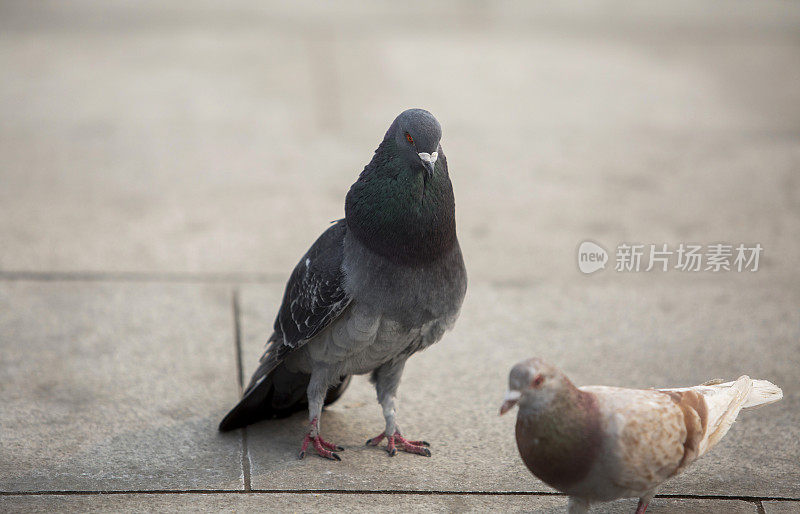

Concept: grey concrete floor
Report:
left=1, top=1, right=799, bottom=512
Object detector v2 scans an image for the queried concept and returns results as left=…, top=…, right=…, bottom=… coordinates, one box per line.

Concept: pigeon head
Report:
left=345, top=109, right=456, bottom=266
left=500, top=358, right=575, bottom=415
left=389, top=108, right=442, bottom=179
left=503, top=358, right=604, bottom=496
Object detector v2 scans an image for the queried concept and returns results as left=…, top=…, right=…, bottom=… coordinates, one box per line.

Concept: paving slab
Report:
left=0, top=282, right=242, bottom=491
left=238, top=278, right=799, bottom=496
left=603, top=498, right=758, bottom=513
left=0, top=493, right=759, bottom=513
left=763, top=501, right=800, bottom=514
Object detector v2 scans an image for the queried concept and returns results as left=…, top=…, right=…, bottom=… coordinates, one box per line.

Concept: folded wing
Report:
left=218, top=220, right=352, bottom=431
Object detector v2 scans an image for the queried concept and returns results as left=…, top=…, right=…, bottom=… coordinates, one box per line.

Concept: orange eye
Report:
left=405, top=133, right=414, bottom=144
left=531, top=375, right=544, bottom=387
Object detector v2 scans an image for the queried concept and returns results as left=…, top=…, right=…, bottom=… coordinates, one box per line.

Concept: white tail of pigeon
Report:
left=741, top=378, right=784, bottom=408
left=663, top=376, right=783, bottom=458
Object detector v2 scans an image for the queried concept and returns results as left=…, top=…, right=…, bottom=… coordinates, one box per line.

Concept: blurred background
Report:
left=1, top=0, right=799, bottom=507
left=2, top=0, right=798, bottom=284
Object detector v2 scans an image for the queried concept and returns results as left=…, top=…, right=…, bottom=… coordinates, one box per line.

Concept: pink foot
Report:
left=366, top=431, right=431, bottom=457
left=298, top=418, right=343, bottom=461
left=635, top=500, right=649, bottom=514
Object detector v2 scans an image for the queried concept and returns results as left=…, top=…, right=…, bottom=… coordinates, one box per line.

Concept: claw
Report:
left=366, top=432, right=385, bottom=446
left=366, top=430, right=432, bottom=457
left=407, top=445, right=431, bottom=457
left=318, top=438, right=344, bottom=452
left=299, top=418, right=343, bottom=461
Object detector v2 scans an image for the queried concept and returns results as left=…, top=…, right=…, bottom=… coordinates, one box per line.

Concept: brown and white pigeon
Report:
left=500, top=358, right=782, bottom=514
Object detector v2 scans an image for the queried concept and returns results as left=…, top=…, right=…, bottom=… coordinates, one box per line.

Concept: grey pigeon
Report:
left=219, top=109, right=467, bottom=461
left=500, top=358, right=782, bottom=513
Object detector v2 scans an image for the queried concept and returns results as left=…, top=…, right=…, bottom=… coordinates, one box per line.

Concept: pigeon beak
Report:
left=419, top=152, right=438, bottom=178
left=499, top=390, right=522, bottom=415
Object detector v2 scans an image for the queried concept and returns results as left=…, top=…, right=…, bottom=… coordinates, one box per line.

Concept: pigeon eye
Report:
left=531, top=375, right=545, bottom=388
left=405, top=133, right=414, bottom=144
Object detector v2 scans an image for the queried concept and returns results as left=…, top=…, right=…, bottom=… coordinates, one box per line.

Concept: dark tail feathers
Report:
left=218, top=368, right=351, bottom=432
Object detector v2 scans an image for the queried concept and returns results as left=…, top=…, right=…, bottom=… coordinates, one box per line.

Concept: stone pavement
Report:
left=1, top=1, right=799, bottom=512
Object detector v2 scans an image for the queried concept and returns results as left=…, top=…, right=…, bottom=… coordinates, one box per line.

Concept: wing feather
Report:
left=583, top=386, right=687, bottom=494
left=246, top=220, right=351, bottom=393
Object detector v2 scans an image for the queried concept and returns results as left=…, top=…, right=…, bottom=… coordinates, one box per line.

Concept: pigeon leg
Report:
left=298, top=371, right=343, bottom=461
left=566, top=497, right=590, bottom=514
left=366, top=359, right=432, bottom=457
left=634, top=491, right=656, bottom=513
